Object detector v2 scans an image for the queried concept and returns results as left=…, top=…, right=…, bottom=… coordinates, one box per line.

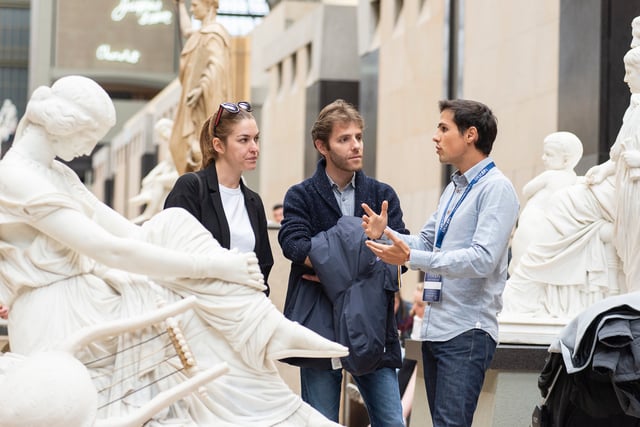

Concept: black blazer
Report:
left=164, top=163, right=273, bottom=295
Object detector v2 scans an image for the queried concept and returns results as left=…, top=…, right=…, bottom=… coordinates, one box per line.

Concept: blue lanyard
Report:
left=435, top=162, right=495, bottom=249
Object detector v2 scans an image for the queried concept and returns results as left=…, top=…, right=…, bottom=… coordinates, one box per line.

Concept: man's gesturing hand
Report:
left=364, top=228, right=410, bottom=266
left=361, top=200, right=389, bottom=240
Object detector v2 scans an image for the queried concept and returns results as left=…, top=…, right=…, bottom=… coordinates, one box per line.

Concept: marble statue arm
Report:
left=621, top=148, right=640, bottom=168
left=618, top=138, right=640, bottom=180
left=129, top=191, right=151, bottom=207
left=139, top=165, right=164, bottom=186
left=90, top=189, right=145, bottom=240
left=185, top=86, right=204, bottom=108
left=521, top=172, right=549, bottom=203
left=54, top=166, right=146, bottom=240
left=174, top=0, right=193, bottom=39
left=31, top=206, right=264, bottom=288
left=585, top=159, right=615, bottom=185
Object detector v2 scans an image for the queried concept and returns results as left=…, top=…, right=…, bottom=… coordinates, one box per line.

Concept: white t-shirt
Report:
left=219, top=183, right=255, bottom=253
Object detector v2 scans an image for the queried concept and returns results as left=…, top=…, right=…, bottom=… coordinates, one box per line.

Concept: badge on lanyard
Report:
left=423, top=271, right=443, bottom=303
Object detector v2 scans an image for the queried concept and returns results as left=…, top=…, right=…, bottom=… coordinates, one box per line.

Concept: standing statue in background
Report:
left=508, top=131, right=583, bottom=275
left=170, top=0, right=232, bottom=174
left=130, top=118, right=179, bottom=224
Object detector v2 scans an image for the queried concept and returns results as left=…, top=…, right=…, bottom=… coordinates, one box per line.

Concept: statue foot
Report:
left=266, top=319, right=348, bottom=360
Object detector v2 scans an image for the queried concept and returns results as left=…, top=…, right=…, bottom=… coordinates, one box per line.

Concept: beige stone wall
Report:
left=368, top=0, right=561, bottom=293
left=373, top=0, right=560, bottom=230
left=374, top=0, right=447, bottom=236
left=252, top=2, right=360, bottom=211
left=462, top=0, right=560, bottom=197
left=231, top=36, right=252, bottom=102
left=258, top=47, right=310, bottom=209
left=372, top=1, right=448, bottom=290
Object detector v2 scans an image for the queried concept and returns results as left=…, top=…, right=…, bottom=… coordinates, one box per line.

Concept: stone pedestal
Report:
left=498, top=315, right=567, bottom=345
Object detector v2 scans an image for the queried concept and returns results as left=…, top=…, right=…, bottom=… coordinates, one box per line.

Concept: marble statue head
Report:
left=16, top=76, right=116, bottom=161
left=542, top=131, right=583, bottom=171
left=624, top=46, right=640, bottom=94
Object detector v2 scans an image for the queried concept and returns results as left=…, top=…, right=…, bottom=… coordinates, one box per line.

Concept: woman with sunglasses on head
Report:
left=165, top=101, right=274, bottom=296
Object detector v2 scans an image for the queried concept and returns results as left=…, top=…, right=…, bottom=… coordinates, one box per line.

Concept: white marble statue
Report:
left=502, top=43, right=640, bottom=321
left=508, top=131, right=583, bottom=275
left=0, top=99, right=18, bottom=143
left=0, top=75, right=346, bottom=426
left=595, top=46, right=640, bottom=293
left=130, top=118, right=179, bottom=224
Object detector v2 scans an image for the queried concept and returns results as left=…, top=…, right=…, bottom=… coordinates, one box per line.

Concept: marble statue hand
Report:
left=621, top=149, right=640, bottom=168
left=205, top=249, right=266, bottom=291
left=617, top=139, right=640, bottom=180
left=361, top=200, right=389, bottom=240
left=585, top=161, right=613, bottom=185
left=185, top=87, right=203, bottom=108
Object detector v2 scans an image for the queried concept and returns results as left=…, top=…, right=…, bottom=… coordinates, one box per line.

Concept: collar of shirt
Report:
left=326, top=172, right=357, bottom=192
left=450, top=157, right=494, bottom=189
left=326, top=171, right=357, bottom=216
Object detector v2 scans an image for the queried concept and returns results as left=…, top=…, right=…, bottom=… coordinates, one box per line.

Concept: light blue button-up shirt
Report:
left=394, top=157, right=519, bottom=342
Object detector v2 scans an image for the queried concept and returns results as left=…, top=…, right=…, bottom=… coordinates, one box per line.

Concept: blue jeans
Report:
left=421, top=329, right=496, bottom=427
left=300, top=367, right=405, bottom=427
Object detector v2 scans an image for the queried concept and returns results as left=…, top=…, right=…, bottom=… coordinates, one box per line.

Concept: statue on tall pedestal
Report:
left=170, top=0, right=232, bottom=174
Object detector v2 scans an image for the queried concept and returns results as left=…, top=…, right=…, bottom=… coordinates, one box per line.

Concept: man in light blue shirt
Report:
left=362, top=99, right=519, bottom=427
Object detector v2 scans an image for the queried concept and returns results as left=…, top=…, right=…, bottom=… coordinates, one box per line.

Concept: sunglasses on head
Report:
left=213, top=101, right=253, bottom=135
